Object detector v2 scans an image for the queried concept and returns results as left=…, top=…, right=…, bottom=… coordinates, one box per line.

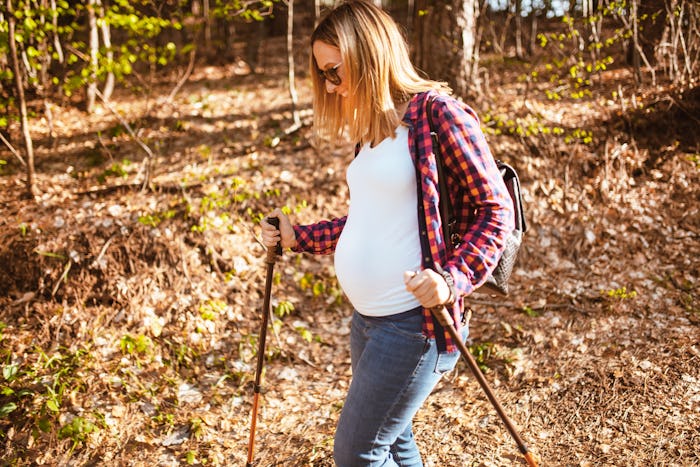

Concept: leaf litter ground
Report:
left=0, top=42, right=699, bottom=466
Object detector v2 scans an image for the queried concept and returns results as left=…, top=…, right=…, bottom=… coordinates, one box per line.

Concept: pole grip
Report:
left=266, top=216, right=283, bottom=259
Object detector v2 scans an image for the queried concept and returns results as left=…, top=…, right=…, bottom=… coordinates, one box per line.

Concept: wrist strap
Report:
left=435, top=264, right=457, bottom=306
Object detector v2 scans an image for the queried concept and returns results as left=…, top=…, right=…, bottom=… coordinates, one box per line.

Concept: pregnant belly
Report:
left=334, top=221, right=422, bottom=315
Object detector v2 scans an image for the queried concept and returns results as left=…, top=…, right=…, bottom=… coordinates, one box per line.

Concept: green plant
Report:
left=34, top=250, right=66, bottom=260
left=211, top=1, right=278, bottom=23
left=532, top=10, right=622, bottom=102
left=173, top=343, right=197, bottom=369
left=44, top=384, right=62, bottom=413
left=274, top=300, right=294, bottom=318
left=522, top=306, right=540, bottom=318
left=0, top=401, right=17, bottom=417
left=1, top=363, right=21, bottom=418
left=297, top=272, right=345, bottom=306
left=40, top=348, right=90, bottom=414
left=689, top=154, right=700, bottom=169
left=246, top=207, right=265, bottom=224
left=199, top=299, right=226, bottom=321
left=190, top=179, right=287, bottom=233
left=185, top=450, right=198, bottom=465
left=601, top=286, right=638, bottom=312
left=58, top=415, right=98, bottom=449
left=481, top=109, right=592, bottom=146
left=603, top=286, right=638, bottom=300
left=120, top=334, right=154, bottom=357
left=0, top=346, right=94, bottom=436
left=151, top=407, right=175, bottom=427
left=469, top=341, right=494, bottom=372
left=98, top=159, right=132, bottom=183
left=294, top=325, right=314, bottom=344
left=138, top=209, right=176, bottom=228
left=190, top=417, right=204, bottom=440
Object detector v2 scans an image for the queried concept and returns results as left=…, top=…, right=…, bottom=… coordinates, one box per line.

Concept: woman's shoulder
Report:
left=420, top=91, right=480, bottom=125
left=405, top=90, right=480, bottom=131
left=432, top=93, right=479, bottom=125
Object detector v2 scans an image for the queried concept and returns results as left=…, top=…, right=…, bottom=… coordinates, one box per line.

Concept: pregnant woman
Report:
left=260, top=2, right=514, bottom=465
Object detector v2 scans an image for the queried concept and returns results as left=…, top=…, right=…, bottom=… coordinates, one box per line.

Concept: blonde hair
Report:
left=310, top=1, right=451, bottom=146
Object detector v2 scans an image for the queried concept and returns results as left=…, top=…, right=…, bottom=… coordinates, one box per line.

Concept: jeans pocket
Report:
left=381, top=307, right=425, bottom=342
left=388, top=320, right=428, bottom=342
left=434, top=350, right=461, bottom=375
left=433, top=326, right=469, bottom=374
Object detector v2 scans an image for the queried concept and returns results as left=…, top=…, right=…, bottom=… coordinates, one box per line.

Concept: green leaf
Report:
left=0, top=403, right=17, bottom=417
left=26, top=46, right=40, bottom=58
left=38, top=417, right=51, bottom=432
left=24, top=17, right=38, bottom=31
left=35, top=251, right=66, bottom=259
left=3, top=364, right=18, bottom=381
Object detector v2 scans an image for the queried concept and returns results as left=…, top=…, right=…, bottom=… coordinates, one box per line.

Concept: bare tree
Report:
left=286, top=0, right=302, bottom=133
left=86, top=0, right=99, bottom=112
left=514, top=0, right=524, bottom=59
left=660, top=0, right=700, bottom=87
left=413, top=0, right=481, bottom=98
left=49, top=0, right=64, bottom=63
left=7, top=0, right=38, bottom=198
left=204, top=0, right=212, bottom=51
left=99, top=0, right=115, bottom=101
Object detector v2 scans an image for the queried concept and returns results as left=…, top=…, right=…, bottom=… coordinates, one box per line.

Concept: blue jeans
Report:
left=334, top=308, right=468, bottom=467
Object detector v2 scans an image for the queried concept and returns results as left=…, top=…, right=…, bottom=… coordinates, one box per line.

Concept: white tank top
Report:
left=334, top=126, right=422, bottom=316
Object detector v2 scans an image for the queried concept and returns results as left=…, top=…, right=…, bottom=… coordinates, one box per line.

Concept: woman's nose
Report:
left=325, top=80, right=337, bottom=94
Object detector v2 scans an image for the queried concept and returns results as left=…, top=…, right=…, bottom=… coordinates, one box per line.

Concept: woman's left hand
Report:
left=403, top=269, right=452, bottom=309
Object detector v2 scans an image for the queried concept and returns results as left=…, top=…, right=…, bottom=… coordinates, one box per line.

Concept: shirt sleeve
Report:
left=291, top=216, right=347, bottom=255
left=433, top=97, right=515, bottom=296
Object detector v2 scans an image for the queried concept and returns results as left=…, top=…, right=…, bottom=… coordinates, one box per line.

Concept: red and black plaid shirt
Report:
left=292, top=90, right=514, bottom=352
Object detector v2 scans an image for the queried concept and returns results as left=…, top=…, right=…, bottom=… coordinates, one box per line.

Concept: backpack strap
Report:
left=426, top=95, right=459, bottom=250
left=496, top=161, right=527, bottom=233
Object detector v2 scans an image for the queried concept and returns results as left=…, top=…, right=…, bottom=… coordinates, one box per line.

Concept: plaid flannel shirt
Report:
left=292, top=90, right=514, bottom=352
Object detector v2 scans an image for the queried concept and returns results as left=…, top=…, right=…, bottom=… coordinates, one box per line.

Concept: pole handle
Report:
left=266, top=216, right=283, bottom=259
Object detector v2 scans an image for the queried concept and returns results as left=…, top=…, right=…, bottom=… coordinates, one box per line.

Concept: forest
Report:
left=0, top=0, right=699, bottom=465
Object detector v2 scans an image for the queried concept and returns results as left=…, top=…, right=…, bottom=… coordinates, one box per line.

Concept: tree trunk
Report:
left=582, top=0, right=593, bottom=17
left=49, top=0, right=64, bottom=63
left=286, top=0, right=301, bottom=132
left=413, top=0, right=480, bottom=98
left=514, top=0, right=524, bottom=59
left=630, top=0, right=659, bottom=85
left=86, top=0, right=99, bottom=113
left=7, top=0, right=38, bottom=198
left=528, top=11, right=538, bottom=56
left=38, top=0, right=56, bottom=145
left=203, top=0, right=211, bottom=51
left=99, top=0, right=115, bottom=101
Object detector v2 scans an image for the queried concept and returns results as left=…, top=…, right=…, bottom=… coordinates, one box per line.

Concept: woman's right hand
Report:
left=260, top=208, right=297, bottom=250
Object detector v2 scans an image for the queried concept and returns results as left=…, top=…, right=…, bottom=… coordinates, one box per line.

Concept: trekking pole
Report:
left=431, top=306, right=538, bottom=467
left=246, top=216, right=282, bottom=467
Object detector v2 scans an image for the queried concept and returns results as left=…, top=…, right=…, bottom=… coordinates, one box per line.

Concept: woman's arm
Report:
left=261, top=208, right=347, bottom=256
left=433, top=96, right=515, bottom=296
left=292, top=216, right=347, bottom=255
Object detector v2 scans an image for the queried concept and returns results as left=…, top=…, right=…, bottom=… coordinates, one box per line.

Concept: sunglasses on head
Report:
left=317, top=61, right=342, bottom=86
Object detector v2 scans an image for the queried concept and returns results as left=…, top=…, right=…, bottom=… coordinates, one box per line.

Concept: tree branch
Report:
left=0, top=132, right=27, bottom=167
